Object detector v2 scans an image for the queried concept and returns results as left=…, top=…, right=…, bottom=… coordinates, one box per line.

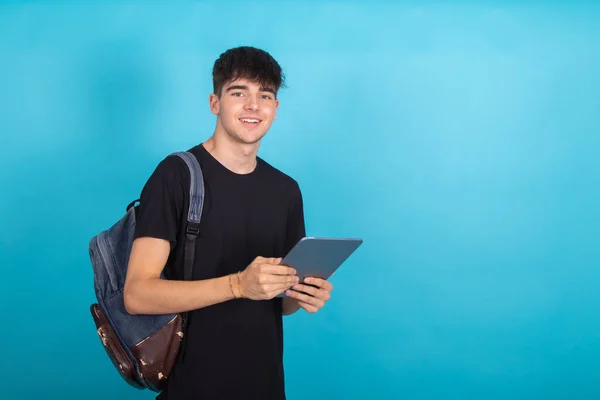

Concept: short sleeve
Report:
left=133, top=155, right=186, bottom=247
left=285, top=181, right=306, bottom=253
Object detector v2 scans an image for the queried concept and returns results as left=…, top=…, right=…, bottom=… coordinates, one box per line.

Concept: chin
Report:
left=234, top=130, right=268, bottom=145
left=240, top=135, right=266, bottom=145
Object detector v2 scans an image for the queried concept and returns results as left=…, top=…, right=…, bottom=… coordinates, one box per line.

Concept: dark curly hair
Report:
left=212, top=46, right=285, bottom=98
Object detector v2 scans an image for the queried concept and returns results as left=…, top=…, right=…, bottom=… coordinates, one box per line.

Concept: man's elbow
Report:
left=123, top=282, right=141, bottom=315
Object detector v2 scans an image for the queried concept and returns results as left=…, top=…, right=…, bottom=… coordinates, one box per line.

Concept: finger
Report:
left=291, top=284, right=330, bottom=301
left=262, top=257, right=283, bottom=265
left=265, top=281, right=298, bottom=293
left=258, top=264, right=297, bottom=276
left=265, top=283, right=295, bottom=298
left=304, top=277, right=333, bottom=292
left=288, top=293, right=323, bottom=311
left=252, top=256, right=282, bottom=266
left=296, top=300, right=318, bottom=313
left=258, top=274, right=299, bottom=285
left=286, top=289, right=325, bottom=308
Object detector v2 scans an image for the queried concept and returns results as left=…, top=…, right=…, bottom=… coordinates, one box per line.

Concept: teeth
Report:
left=240, top=118, right=260, bottom=123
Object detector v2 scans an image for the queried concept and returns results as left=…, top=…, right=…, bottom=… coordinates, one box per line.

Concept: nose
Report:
left=244, top=94, right=259, bottom=111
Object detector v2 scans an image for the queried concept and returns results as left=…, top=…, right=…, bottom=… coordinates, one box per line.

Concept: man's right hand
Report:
left=238, top=257, right=299, bottom=300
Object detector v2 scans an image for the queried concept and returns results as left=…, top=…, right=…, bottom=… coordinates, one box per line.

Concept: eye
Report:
left=231, top=92, right=244, bottom=97
left=260, top=94, right=273, bottom=100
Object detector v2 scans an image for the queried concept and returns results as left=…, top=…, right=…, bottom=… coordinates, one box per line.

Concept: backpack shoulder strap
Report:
left=170, top=151, right=204, bottom=364
left=171, top=151, right=205, bottom=283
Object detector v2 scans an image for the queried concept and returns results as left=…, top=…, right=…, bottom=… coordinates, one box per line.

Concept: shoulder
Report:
left=150, top=152, right=195, bottom=181
left=140, top=152, right=193, bottom=197
left=156, top=152, right=190, bottom=174
left=257, top=157, right=301, bottom=193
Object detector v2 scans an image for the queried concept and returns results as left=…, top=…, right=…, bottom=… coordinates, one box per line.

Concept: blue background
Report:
left=1, top=1, right=599, bottom=399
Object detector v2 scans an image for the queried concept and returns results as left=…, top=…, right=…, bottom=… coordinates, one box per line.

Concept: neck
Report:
left=203, top=128, right=259, bottom=175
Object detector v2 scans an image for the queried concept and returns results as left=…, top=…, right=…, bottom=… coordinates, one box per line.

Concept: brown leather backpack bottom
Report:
left=90, top=304, right=184, bottom=392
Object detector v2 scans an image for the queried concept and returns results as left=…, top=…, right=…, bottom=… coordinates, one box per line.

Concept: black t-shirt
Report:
left=133, top=143, right=306, bottom=400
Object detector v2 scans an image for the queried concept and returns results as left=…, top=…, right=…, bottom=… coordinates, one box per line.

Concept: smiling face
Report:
left=209, top=78, right=279, bottom=146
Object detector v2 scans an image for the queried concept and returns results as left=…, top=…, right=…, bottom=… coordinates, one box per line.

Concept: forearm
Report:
left=282, top=296, right=301, bottom=315
left=124, top=275, right=236, bottom=315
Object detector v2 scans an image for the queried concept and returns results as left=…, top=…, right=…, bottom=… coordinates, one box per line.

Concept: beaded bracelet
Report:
left=236, top=271, right=244, bottom=298
left=228, top=274, right=238, bottom=299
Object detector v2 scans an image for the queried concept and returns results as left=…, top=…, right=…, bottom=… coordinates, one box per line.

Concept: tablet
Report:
left=277, top=236, right=363, bottom=297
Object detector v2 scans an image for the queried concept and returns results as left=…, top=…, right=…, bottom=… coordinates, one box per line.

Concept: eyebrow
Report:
left=225, top=85, right=276, bottom=95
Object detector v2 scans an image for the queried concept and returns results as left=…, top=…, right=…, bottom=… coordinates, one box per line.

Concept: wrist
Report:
left=227, top=272, right=244, bottom=299
left=227, top=274, right=239, bottom=300
left=236, top=271, right=245, bottom=298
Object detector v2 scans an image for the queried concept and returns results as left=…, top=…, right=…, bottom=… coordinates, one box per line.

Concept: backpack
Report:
left=88, top=151, right=204, bottom=392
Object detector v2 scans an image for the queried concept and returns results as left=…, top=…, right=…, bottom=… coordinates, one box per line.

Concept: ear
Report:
left=209, top=93, right=220, bottom=115
left=274, top=98, right=279, bottom=120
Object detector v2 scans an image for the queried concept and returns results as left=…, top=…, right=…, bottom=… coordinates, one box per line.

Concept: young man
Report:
left=123, top=46, right=333, bottom=399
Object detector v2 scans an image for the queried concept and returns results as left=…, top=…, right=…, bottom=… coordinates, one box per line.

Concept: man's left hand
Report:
left=285, top=277, right=333, bottom=313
